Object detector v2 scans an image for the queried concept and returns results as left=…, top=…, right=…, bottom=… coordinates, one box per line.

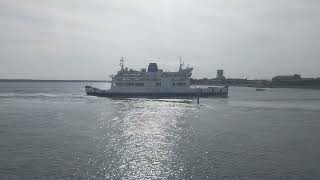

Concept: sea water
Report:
left=1, top=82, right=320, bottom=179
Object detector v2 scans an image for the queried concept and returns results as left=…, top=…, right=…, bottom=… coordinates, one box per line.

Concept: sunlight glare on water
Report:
left=87, top=99, right=197, bottom=179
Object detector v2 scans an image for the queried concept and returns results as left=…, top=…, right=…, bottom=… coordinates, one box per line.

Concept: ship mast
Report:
left=179, top=56, right=185, bottom=72
left=120, top=57, right=124, bottom=71
left=179, top=56, right=182, bottom=72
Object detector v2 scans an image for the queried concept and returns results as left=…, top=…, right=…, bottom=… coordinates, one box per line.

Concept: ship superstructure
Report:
left=85, top=58, right=228, bottom=98
left=110, top=57, right=194, bottom=93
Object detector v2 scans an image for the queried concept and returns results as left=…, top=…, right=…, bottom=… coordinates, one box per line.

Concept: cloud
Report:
left=1, top=0, right=320, bottom=79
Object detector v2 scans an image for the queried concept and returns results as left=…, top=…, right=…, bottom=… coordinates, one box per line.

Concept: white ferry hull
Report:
left=85, top=86, right=228, bottom=98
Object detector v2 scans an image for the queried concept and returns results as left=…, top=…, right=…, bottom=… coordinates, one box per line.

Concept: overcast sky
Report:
left=1, top=0, right=319, bottom=80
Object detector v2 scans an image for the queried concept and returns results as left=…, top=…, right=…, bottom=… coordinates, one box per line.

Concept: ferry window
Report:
left=176, top=82, right=186, bottom=86
left=125, top=82, right=134, bottom=86
left=172, top=82, right=176, bottom=86
left=115, top=82, right=124, bottom=86
left=135, top=83, right=144, bottom=86
left=156, top=82, right=161, bottom=86
left=172, top=78, right=186, bottom=81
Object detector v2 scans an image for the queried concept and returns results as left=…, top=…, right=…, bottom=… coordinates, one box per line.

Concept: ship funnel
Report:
left=147, top=63, right=159, bottom=72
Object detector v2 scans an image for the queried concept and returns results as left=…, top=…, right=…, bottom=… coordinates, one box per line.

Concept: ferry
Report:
left=85, top=58, right=228, bottom=98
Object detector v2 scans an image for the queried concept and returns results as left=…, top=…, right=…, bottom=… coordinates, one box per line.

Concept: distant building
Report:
left=271, top=74, right=320, bottom=87
left=272, top=74, right=301, bottom=82
left=216, top=70, right=225, bottom=80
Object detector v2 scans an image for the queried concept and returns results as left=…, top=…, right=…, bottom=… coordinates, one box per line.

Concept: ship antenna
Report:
left=179, top=56, right=182, bottom=71
left=120, top=57, right=124, bottom=71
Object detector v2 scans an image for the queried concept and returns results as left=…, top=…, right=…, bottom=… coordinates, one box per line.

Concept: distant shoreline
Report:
left=0, top=79, right=106, bottom=82
left=1, top=79, right=320, bottom=89
left=191, top=83, right=320, bottom=89
left=191, top=77, right=320, bottom=90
